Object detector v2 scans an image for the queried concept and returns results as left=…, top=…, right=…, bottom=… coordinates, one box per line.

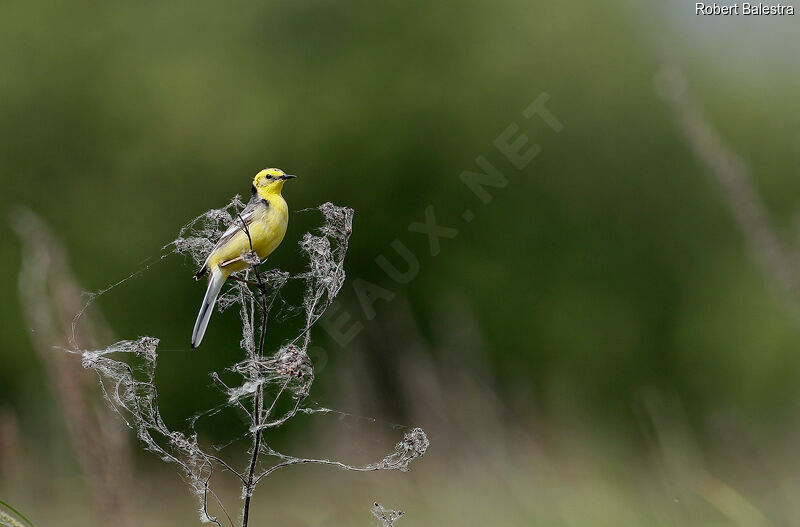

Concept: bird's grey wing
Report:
left=216, top=202, right=260, bottom=248
left=196, top=199, right=263, bottom=275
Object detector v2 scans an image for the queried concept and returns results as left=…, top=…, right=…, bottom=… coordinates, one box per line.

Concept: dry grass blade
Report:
left=657, top=65, right=800, bottom=325
left=10, top=207, right=134, bottom=527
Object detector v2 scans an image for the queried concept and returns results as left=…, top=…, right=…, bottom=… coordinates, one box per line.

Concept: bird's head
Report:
left=253, top=168, right=296, bottom=197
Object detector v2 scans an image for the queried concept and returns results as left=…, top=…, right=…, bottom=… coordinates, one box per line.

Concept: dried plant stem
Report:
left=242, top=393, right=262, bottom=527
left=241, top=217, right=268, bottom=527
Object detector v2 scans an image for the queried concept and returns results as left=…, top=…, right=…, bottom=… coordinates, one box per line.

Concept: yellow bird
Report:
left=191, top=168, right=296, bottom=348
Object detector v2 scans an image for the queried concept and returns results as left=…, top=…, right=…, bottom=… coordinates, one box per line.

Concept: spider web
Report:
left=69, top=198, right=428, bottom=525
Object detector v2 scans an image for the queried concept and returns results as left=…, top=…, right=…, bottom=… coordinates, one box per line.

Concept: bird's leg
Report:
left=228, top=274, right=261, bottom=287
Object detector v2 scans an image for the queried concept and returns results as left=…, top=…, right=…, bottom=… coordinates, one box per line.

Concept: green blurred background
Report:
left=2, top=0, right=800, bottom=525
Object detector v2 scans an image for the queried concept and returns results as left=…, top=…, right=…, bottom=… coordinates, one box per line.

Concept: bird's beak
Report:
left=280, top=174, right=297, bottom=180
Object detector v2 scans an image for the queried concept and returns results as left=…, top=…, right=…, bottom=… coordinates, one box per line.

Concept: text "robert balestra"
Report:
left=696, top=3, right=795, bottom=14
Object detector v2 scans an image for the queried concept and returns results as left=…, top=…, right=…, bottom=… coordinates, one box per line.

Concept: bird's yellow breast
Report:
left=207, top=194, right=289, bottom=276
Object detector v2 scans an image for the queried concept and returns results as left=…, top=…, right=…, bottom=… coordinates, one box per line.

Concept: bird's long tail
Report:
left=191, top=268, right=225, bottom=348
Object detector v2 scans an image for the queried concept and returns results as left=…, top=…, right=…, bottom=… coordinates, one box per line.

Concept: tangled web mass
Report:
left=75, top=197, right=428, bottom=525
